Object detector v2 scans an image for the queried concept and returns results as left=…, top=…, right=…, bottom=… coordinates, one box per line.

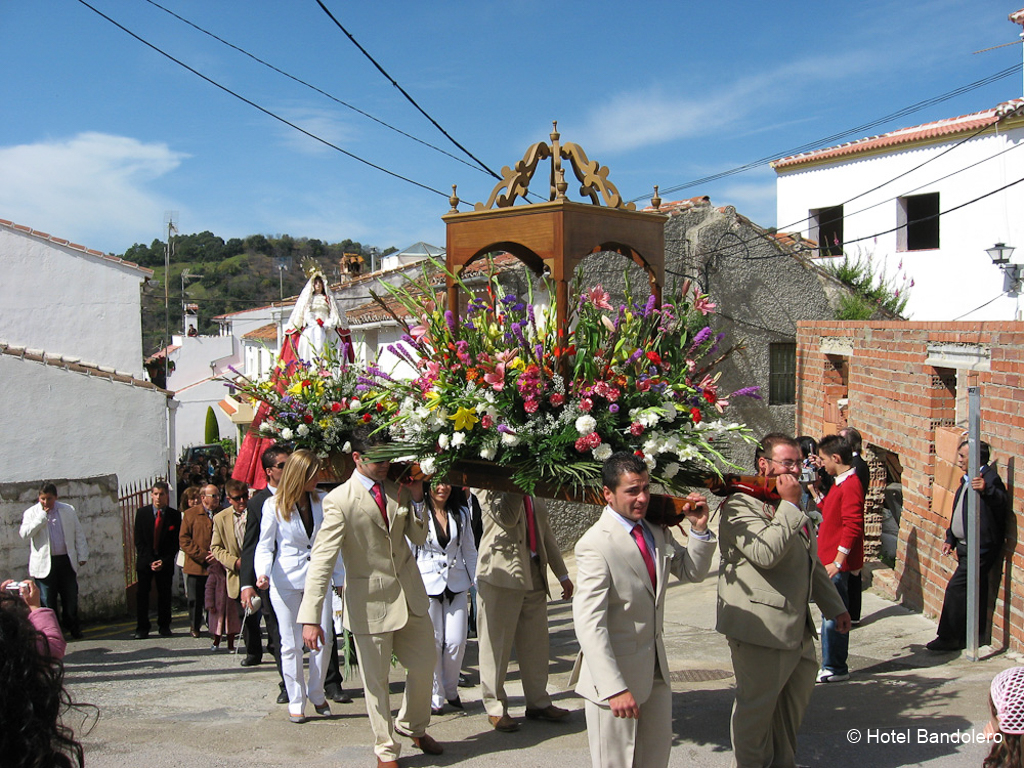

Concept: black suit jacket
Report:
left=240, top=488, right=272, bottom=589
left=851, top=454, right=870, bottom=494
left=135, top=504, right=181, bottom=571
left=946, top=464, right=1008, bottom=566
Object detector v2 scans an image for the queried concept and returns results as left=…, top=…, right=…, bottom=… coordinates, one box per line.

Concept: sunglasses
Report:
left=273, top=462, right=287, bottom=469
left=229, top=493, right=249, bottom=501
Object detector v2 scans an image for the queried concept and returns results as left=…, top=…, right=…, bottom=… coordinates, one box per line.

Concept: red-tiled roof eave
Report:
left=1, top=342, right=171, bottom=396
left=772, top=100, right=1024, bottom=171
left=0, top=219, right=153, bottom=276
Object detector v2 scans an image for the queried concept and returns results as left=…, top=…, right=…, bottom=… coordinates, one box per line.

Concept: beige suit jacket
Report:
left=210, top=509, right=244, bottom=599
left=716, top=493, right=846, bottom=651
left=297, top=475, right=428, bottom=634
left=475, top=490, right=567, bottom=594
left=570, top=508, right=715, bottom=704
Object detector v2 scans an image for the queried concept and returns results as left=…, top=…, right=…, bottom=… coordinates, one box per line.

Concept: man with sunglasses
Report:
left=211, top=479, right=251, bottom=650
left=717, top=433, right=849, bottom=768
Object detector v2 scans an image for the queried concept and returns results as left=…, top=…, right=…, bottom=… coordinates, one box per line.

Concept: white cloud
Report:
left=0, top=132, right=187, bottom=252
left=273, top=105, right=358, bottom=155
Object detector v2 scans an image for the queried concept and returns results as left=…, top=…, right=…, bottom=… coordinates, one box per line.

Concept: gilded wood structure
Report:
left=442, top=123, right=668, bottom=341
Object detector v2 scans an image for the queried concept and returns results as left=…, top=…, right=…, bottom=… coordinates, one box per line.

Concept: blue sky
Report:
left=1, top=0, right=1021, bottom=256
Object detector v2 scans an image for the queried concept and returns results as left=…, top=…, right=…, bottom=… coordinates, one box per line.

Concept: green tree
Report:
left=205, top=406, right=221, bottom=443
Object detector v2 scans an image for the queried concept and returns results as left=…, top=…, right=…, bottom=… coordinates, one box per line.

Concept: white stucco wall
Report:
left=165, top=334, right=237, bottom=389
left=0, top=355, right=172, bottom=486
left=173, top=378, right=236, bottom=457
left=775, top=121, right=1024, bottom=320
left=0, top=226, right=150, bottom=376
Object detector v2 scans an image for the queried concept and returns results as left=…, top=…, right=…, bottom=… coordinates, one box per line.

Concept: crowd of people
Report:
left=3, top=425, right=1017, bottom=768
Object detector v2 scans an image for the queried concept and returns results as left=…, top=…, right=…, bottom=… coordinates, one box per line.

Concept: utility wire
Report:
left=952, top=293, right=1006, bottom=320
left=628, top=63, right=1021, bottom=205
left=313, top=0, right=500, bottom=182
left=75, top=0, right=450, bottom=199
left=140, top=0, right=488, bottom=176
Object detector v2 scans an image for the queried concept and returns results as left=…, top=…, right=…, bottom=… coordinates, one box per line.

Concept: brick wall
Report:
left=797, top=321, right=1024, bottom=651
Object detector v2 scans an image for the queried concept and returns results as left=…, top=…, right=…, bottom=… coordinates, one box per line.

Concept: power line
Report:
left=628, top=63, right=1022, bottom=205
left=952, top=293, right=1005, bottom=320
left=140, top=0, right=488, bottom=176
left=74, top=0, right=450, bottom=199
left=313, top=0, right=500, bottom=182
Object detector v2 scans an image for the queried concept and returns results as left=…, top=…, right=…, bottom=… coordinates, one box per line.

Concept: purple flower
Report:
left=445, top=310, right=457, bottom=332
left=627, top=348, right=644, bottom=365
left=512, top=302, right=526, bottom=312
left=609, top=403, right=620, bottom=414
left=464, top=320, right=476, bottom=330
left=501, top=294, right=518, bottom=306
left=729, top=386, right=763, bottom=400
left=497, top=424, right=514, bottom=434
left=688, top=327, right=712, bottom=354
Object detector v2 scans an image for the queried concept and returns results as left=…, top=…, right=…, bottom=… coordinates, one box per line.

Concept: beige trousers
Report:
left=727, top=632, right=818, bottom=768
left=477, top=561, right=554, bottom=717
left=351, top=611, right=435, bottom=761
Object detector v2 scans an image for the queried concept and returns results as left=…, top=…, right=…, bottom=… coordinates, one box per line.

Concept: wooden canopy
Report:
left=442, top=123, right=667, bottom=336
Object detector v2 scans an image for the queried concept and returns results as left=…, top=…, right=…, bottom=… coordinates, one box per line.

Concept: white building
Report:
left=773, top=98, right=1024, bottom=320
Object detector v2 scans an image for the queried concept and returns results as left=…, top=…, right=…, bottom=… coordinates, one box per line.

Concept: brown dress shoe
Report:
left=525, top=704, right=570, bottom=721
left=376, top=759, right=399, bottom=768
left=488, top=713, right=520, bottom=732
left=409, top=733, right=443, bottom=755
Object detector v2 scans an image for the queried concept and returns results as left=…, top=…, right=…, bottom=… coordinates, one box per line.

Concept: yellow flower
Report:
left=509, top=358, right=525, bottom=372
left=286, top=381, right=304, bottom=396
left=448, top=406, right=479, bottom=431
left=425, top=391, right=442, bottom=410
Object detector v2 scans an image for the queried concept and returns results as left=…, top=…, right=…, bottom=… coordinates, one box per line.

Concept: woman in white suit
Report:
left=410, top=483, right=478, bottom=714
left=255, top=450, right=343, bottom=723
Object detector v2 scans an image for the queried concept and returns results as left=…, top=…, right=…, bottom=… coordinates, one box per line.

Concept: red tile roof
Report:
left=1, top=342, right=170, bottom=395
left=241, top=323, right=278, bottom=341
left=0, top=219, right=153, bottom=275
left=772, top=99, right=1024, bottom=170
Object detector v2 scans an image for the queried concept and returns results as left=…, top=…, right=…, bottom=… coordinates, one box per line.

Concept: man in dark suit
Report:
left=134, top=480, right=181, bottom=639
left=927, top=439, right=1008, bottom=652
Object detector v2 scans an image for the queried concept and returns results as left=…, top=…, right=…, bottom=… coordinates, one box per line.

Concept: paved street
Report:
left=65, top=547, right=1014, bottom=768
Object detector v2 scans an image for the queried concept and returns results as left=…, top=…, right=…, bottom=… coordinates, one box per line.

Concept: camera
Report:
left=799, top=467, right=817, bottom=484
left=4, top=581, right=27, bottom=592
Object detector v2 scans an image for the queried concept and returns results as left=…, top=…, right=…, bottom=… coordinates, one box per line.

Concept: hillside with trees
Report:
left=119, top=232, right=396, bottom=355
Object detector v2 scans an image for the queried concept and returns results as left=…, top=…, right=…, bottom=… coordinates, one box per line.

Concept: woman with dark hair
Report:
left=410, top=482, right=477, bottom=715
left=0, top=583, right=84, bottom=768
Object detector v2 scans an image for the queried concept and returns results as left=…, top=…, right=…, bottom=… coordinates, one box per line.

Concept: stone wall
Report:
left=1, top=474, right=128, bottom=620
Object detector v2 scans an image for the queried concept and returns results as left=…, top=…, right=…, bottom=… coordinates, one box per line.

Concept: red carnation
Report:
left=690, top=407, right=702, bottom=424
left=630, top=422, right=644, bottom=437
left=646, top=351, right=663, bottom=366
left=362, top=413, right=372, bottom=423
left=331, top=402, right=343, bottom=412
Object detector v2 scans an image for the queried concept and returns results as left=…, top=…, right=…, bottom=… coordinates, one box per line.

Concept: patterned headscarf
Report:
left=991, top=667, right=1024, bottom=735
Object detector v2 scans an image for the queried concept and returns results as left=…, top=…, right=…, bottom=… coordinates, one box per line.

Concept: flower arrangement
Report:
left=228, top=342, right=372, bottom=460
left=356, top=260, right=761, bottom=496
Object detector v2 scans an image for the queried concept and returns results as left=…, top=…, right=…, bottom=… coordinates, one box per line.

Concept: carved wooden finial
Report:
left=449, top=184, right=460, bottom=213
left=555, top=168, right=568, bottom=200
left=652, top=185, right=661, bottom=211
left=551, top=121, right=559, bottom=141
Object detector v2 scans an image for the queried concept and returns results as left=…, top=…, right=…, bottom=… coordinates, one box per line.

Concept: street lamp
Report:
left=985, top=242, right=1021, bottom=298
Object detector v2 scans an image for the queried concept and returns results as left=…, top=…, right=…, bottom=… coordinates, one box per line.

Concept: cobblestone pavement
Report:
left=64, top=549, right=1013, bottom=767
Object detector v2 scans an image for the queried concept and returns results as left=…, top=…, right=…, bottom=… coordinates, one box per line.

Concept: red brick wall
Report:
left=797, top=321, right=1024, bottom=651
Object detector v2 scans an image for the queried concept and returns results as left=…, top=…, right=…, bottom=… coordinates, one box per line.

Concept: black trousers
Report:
left=136, top=564, right=174, bottom=633
left=186, top=574, right=208, bottom=634
left=242, top=586, right=286, bottom=690
left=936, top=547, right=996, bottom=646
left=37, top=554, right=80, bottom=634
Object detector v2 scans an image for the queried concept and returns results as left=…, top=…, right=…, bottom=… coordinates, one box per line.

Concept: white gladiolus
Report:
left=437, top=433, right=450, bottom=450
left=451, top=432, right=467, bottom=448
left=663, top=462, right=680, bottom=479
left=419, top=457, right=436, bottom=475
left=280, top=428, right=294, bottom=441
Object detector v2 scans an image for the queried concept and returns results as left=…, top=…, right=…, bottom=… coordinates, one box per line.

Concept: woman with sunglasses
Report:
left=210, top=479, right=249, bottom=651
left=255, top=450, right=344, bottom=723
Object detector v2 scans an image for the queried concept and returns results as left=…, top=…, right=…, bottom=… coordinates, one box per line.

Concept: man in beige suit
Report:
left=476, top=488, right=573, bottom=732
left=717, top=434, right=850, bottom=768
left=571, top=453, right=715, bottom=768
left=300, top=426, right=441, bottom=768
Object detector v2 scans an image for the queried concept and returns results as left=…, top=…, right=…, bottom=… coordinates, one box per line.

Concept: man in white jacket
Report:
left=19, top=482, right=89, bottom=638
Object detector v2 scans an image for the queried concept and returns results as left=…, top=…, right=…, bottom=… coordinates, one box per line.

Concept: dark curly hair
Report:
left=0, top=594, right=85, bottom=768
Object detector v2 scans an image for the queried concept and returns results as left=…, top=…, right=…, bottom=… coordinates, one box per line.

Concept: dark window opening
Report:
left=898, top=193, right=939, bottom=251
left=769, top=342, right=797, bottom=405
left=811, top=205, right=844, bottom=257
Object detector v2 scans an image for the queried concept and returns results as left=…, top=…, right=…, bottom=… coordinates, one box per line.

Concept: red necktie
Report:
left=631, top=524, right=656, bottom=589
left=154, top=508, right=163, bottom=548
left=524, top=496, right=538, bottom=555
left=371, top=483, right=389, bottom=528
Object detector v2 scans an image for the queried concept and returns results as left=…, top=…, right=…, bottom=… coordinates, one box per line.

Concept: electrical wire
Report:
left=627, top=63, right=1021, bottom=205
left=952, top=293, right=1006, bottom=320
left=140, top=0, right=489, bottom=176
left=313, top=0, right=500, bottom=182
left=74, top=0, right=451, bottom=199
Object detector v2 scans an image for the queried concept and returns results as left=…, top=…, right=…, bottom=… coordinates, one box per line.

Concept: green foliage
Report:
left=205, top=406, right=220, bottom=444
left=821, top=250, right=912, bottom=319
left=219, top=437, right=237, bottom=457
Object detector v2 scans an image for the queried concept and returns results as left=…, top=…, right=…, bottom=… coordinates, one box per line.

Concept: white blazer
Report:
left=410, top=504, right=477, bottom=596
left=255, top=491, right=344, bottom=591
left=19, top=501, right=89, bottom=578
